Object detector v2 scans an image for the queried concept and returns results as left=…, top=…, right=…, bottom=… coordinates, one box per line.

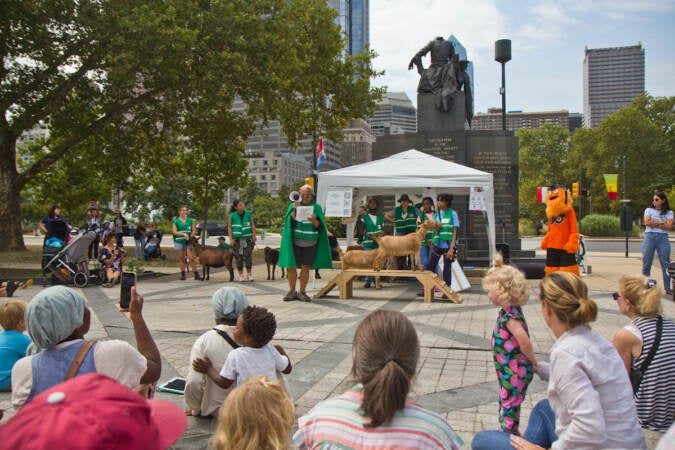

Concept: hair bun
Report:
left=492, top=254, right=504, bottom=267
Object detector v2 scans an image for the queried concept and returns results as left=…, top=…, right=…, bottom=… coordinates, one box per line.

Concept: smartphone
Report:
left=119, top=271, right=136, bottom=309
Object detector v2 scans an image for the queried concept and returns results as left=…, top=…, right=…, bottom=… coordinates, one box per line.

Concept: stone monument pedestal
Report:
left=418, top=93, right=466, bottom=132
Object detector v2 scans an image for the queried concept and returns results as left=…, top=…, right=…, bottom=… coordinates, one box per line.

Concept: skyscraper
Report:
left=369, top=92, right=417, bottom=136
left=328, top=0, right=370, bottom=55
left=583, top=44, right=645, bottom=128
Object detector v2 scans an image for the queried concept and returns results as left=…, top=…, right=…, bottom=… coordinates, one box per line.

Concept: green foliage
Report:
left=325, top=217, right=346, bottom=238
left=124, top=258, right=145, bottom=276
left=1, top=0, right=382, bottom=250
left=579, top=214, right=639, bottom=236
left=569, top=94, right=674, bottom=218
left=517, top=124, right=572, bottom=224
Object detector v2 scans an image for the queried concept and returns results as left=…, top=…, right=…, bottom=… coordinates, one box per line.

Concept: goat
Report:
left=338, top=247, right=378, bottom=270
left=189, top=236, right=234, bottom=281
left=372, top=220, right=438, bottom=271
left=264, top=247, right=285, bottom=280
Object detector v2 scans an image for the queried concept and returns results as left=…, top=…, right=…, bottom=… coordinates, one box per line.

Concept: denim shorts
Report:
left=174, top=242, right=190, bottom=250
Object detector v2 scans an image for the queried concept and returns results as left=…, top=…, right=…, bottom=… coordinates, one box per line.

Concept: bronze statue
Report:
left=408, top=36, right=473, bottom=126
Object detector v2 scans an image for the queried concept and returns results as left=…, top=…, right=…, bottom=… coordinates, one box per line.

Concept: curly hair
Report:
left=483, top=255, right=530, bottom=307
left=213, top=376, right=294, bottom=450
left=240, top=306, right=277, bottom=348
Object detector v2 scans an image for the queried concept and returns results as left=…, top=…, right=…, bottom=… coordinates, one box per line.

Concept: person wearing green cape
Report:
left=279, top=185, right=332, bottom=302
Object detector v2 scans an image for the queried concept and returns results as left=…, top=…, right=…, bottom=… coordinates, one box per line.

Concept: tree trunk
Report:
left=0, top=130, right=26, bottom=251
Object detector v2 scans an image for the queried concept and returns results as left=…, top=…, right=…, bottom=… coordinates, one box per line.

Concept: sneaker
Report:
left=297, top=291, right=312, bottom=302
left=247, top=273, right=254, bottom=282
left=180, top=271, right=186, bottom=280
left=6, top=282, right=18, bottom=297
left=102, top=282, right=113, bottom=288
left=283, top=291, right=298, bottom=302
left=239, top=274, right=245, bottom=282
left=19, top=279, right=34, bottom=289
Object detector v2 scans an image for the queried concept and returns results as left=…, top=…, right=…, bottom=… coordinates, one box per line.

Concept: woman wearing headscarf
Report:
left=11, top=285, right=161, bottom=408
left=185, top=287, right=249, bottom=417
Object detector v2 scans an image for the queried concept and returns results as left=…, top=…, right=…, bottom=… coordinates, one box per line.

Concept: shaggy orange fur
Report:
left=372, top=220, right=438, bottom=271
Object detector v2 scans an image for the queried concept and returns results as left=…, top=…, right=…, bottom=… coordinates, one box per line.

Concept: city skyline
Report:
left=369, top=0, right=674, bottom=114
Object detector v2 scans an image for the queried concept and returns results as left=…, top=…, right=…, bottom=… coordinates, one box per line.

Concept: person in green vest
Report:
left=227, top=199, right=257, bottom=282
left=423, top=194, right=459, bottom=298
left=216, top=236, right=231, bottom=250
left=279, top=185, right=332, bottom=302
left=357, top=198, right=384, bottom=289
left=172, top=205, right=199, bottom=280
left=385, top=194, right=420, bottom=270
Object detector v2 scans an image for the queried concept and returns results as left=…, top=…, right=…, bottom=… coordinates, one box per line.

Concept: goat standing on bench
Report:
left=189, top=236, right=234, bottom=281
left=372, top=220, right=437, bottom=272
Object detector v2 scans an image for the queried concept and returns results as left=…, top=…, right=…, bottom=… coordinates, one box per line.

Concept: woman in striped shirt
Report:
left=294, top=310, right=463, bottom=449
left=613, top=275, right=675, bottom=447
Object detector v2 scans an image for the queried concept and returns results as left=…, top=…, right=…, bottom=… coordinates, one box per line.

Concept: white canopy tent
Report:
left=316, top=149, right=496, bottom=262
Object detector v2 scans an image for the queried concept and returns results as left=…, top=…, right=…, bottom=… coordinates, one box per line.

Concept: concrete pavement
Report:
left=1, top=248, right=673, bottom=449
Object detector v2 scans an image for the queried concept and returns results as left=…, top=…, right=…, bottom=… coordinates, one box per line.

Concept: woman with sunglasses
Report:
left=472, top=272, right=645, bottom=450
left=612, top=275, right=675, bottom=447
left=642, top=191, right=673, bottom=295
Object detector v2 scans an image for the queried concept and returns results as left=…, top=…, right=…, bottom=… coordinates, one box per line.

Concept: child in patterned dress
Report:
left=485, top=255, right=539, bottom=435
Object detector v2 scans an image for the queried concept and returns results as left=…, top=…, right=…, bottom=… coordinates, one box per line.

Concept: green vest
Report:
left=394, top=205, right=418, bottom=234
left=173, top=217, right=193, bottom=244
left=431, top=209, right=455, bottom=245
left=216, top=243, right=230, bottom=249
left=362, top=214, right=383, bottom=249
left=230, top=210, right=253, bottom=239
left=292, top=204, right=320, bottom=241
left=419, top=212, right=435, bottom=247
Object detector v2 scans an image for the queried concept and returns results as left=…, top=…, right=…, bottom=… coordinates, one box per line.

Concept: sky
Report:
left=369, top=0, right=675, bottom=114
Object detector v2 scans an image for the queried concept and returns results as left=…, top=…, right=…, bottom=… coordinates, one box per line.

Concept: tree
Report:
left=517, top=124, right=572, bottom=224
left=569, top=94, right=674, bottom=217
left=1, top=0, right=382, bottom=250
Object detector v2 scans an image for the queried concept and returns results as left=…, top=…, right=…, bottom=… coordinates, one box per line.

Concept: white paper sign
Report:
left=325, top=187, right=353, bottom=217
left=295, top=206, right=313, bottom=221
left=469, top=187, right=487, bottom=211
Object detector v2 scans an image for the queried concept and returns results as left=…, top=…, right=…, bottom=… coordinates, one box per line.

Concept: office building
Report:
left=448, top=35, right=474, bottom=104
left=328, top=0, right=369, bottom=55
left=341, top=119, right=375, bottom=166
left=583, top=44, right=645, bottom=128
left=472, top=109, right=574, bottom=131
left=369, top=92, right=417, bottom=136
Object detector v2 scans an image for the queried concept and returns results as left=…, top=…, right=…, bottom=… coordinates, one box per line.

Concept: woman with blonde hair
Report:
left=213, top=376, right=294, bottom=450
left=294, top=309, right=463, bottom=449
left=612, top=275, right=675, bottom=446
left=473, top=272, right=645, bottom=450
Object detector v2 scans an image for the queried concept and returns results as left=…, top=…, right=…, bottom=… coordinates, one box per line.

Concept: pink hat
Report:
left=0, top=373, right=187, bottom=449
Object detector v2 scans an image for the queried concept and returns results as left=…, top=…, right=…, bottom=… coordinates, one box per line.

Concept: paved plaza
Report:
left=1, top=249, right=674, bottom=449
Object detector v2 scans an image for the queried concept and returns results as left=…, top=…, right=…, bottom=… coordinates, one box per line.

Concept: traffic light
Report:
left=572, top=182, right=579, bottom=198
left=304, top=176, right=314, bottom=190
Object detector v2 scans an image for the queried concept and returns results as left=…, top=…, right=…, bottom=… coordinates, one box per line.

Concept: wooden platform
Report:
left=314, top=269, right=461, bottom=303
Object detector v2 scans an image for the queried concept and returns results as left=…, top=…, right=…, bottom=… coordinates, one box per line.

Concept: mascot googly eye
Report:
left=540, top=185, right=580, bottom=276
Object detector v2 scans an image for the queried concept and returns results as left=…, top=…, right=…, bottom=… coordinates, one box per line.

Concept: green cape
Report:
left=279, top=201, right=333, bottom=269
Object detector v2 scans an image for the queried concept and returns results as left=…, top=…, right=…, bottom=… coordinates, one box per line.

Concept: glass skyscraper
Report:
left=328, top=0, right=370, bottom=56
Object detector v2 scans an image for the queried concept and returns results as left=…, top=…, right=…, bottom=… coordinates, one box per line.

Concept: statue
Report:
left=408, top=36, right=473, bottom=126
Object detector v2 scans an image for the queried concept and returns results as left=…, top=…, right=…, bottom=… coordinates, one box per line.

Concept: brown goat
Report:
left=338, top=247, right=379, bottom=270
left=372, top=220, right=438, bottom=271
left=189, top=236, right=234, bottom=281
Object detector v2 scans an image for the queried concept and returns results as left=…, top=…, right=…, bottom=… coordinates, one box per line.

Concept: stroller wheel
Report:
left=73, top=272, right=89, bottom=288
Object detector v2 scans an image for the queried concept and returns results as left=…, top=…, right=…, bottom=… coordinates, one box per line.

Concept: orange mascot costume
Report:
left=540, top=185, right=580, bottom=276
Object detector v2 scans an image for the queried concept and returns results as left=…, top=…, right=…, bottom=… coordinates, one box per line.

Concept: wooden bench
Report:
left=315, top=269, right=461, bottom=303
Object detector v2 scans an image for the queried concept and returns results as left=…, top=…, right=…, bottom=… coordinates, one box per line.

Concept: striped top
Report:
left=293, top=386, right=463, bottom=450
left=631, top=316, right=675, bottom=432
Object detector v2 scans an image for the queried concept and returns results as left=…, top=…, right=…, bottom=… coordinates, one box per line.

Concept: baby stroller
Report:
left=43, top=225, right=100, bottom=287
left=41, top=220, right=70, bottom=281
left=143, top=229, right=166, bottom=260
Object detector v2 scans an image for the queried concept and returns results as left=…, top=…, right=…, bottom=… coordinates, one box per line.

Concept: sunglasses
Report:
left=612, top=292, right=620, bottom=301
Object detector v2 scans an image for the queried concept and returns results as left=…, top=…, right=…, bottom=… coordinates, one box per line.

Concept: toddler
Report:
left=192, top=306, right=291, bottom=389
left=485, top=256, right=538, bottom=435
left=213, top=376, right=294, bottom=450
left=0, top=300, right=31, bottom=391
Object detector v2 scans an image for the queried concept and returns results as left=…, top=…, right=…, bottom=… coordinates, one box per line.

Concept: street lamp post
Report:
left=495, top=39, right=512, bottom=131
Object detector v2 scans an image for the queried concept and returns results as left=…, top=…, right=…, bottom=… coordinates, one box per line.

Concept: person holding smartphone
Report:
left=99, top=236, right=125, bottom=288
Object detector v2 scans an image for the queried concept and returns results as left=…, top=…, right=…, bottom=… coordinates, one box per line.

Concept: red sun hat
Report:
left=0, top=373, right=187, bottom=450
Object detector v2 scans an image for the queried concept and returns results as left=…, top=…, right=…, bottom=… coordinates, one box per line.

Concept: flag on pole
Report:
left=315, top=137, right=325, bottom=168
left=536, top=187, right=548, bottom=203
left=603, top=174, right=618, bottom=200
